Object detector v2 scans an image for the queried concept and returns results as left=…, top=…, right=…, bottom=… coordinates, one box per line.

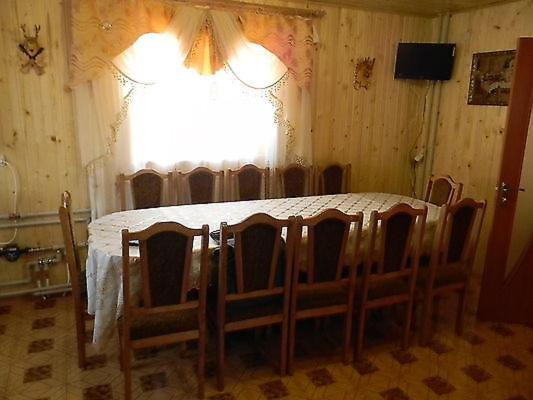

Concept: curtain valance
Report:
left=70, top=0, right=174, bottom=86
left=238, top=12, right=315, bottom=86
left=69, top=0, right=316, bottom=88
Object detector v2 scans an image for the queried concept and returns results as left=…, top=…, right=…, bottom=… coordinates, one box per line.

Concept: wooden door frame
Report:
left=478, top=37, right=533, bottom=322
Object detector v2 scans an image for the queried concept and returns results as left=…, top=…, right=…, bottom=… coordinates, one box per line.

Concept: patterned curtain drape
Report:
left=238, top=11, right=315, bottom=88
left=183, top=16, right=225, bottom=76
left=69, top=0, right=316, bottom=88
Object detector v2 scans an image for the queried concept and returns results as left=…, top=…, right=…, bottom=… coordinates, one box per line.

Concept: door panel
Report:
left=478, top=37, right=533, bottom=323
left=506, top=109, right=533, bottom=276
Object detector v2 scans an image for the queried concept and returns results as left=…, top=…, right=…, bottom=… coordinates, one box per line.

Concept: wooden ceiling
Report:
left=306, top=0, right=518, bottom=16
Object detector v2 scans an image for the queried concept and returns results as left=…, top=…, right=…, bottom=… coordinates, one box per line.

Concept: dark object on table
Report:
left=209, top=229, right=234, bottom=245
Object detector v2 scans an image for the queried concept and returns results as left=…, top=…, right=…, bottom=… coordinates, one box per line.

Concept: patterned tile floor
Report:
left=0, top=294, right=532, bottom=400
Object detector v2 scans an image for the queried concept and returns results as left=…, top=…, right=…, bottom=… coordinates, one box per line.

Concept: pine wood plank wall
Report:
left=432, top=0, right=533, bottom=274
left=0, top=0, right=88, bottom=287
left=310, top=4, right=435, bottom=195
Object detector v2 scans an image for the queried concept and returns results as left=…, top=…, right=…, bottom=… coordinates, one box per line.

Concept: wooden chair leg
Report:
left=280, top=321, right=288, bottom=376
left=117, top=327, right=124, bottom=371
left=288, top=313, right=297, bottom=375
left=342, top=312, right=352, bottom=365
left=197, top=330, right=206, bottom=399
left=432, top=297, right=441, bottom=323
left=123, top=345, right=132, bottom=400
left=420, top=294, right=433, bottom=347
left=402, top=300, right=414, bottom=349
left=456, top=289, right=467, bottom=337
left=216, top=327, right=225, bottom=391
left=313, top=318, right=322, bottom=334
left=354, top=307, right=366, bottom=362
left=76, top=316, right=87, bottom=369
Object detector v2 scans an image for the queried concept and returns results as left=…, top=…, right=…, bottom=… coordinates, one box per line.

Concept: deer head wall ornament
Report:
left=352, top=57, right=375, bottom=90
left=19, top=24, right=45, bottom=75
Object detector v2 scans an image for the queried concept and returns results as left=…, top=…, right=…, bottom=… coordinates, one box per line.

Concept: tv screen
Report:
left=394, top=43, right=456, bottom=81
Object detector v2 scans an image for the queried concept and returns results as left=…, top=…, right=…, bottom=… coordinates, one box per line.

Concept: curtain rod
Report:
left=165, top=0, right=326, bottom=19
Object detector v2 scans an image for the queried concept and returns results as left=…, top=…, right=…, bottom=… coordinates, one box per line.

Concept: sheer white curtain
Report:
left=74, top=7, right=312, bottom=217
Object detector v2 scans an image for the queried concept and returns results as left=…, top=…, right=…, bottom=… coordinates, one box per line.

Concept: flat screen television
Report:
left=394, top=43, right=456, bottom=81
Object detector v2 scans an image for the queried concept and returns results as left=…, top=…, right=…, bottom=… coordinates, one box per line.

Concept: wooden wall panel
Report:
left=310, top=4, right=435, bottom=194
left=0, top=0, right=88, bottom=289
left=432, top=0, right=533, bottom=276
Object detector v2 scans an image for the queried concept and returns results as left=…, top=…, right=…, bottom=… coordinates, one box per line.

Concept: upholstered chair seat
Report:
left=225, top=297, right=284, bottom=323
left=127, top=310, right=198, bottom=341
left=357, top=278, right=411, bottom=301
left=417, top=263, right=467, bottom=288
left=295, top=286, right=348, bottom=310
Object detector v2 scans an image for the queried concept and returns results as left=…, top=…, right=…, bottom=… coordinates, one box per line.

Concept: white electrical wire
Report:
left=0, top=160, right=19, bottom=246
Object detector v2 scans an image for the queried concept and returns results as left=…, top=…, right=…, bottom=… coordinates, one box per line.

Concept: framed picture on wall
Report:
left=467, top=50, right=516, bottom=106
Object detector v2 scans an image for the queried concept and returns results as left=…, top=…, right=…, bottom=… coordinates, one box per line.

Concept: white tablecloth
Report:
left=86, top=193, right=439, bottom=348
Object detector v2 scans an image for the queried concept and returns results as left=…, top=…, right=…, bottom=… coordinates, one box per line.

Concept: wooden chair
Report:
left=424, top=174, right=463, bottom=207
left=120, top=222, right=209, bottom=399
left=418, top=198, right=486, bottom=345
left=177, top=167, right=224, bottom=205
left=214, top=213, right=296, bottom=390
left=317, top=163, right=351, bottom=195
left=288, top=209, right=363, bottom=372
left=276, top=163, right=312, bottom=198
left=355, top=203, right=427, bottom=360
left=228, top=164, right=270, bottom=201
left=59, top=191, right=92, bottom=369
left=117, top=169, right=170, bottom=211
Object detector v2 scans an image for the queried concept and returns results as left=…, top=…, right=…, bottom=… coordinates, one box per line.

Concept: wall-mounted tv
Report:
left=394, top=43, right=456, bottom=81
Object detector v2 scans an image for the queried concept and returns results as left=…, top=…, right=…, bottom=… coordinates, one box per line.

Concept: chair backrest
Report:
left=364, top=203, right=427, bottom=278
left=58, top=191, right=83, bottom=302
left=122, top=222, right=209, bottom=311
left=218, top=213, right=295, bottom=304
left=424, top=175, right=463, bottom=207
left=277, top=164, right=312, bottom=198
left=117, top=169, right=169, bottom=211
left=294, top=209, right=363, bottom=286
left=228, top=164, right=269, bottom=201
left=441, top=198, right=486, bottom=266
left=177, top=167, right=224, bottom=205
left=318, top=163, right=351, bottom=195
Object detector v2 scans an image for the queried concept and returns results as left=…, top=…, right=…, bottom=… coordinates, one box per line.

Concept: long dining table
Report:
left=86, top=192, right=440, bottom=348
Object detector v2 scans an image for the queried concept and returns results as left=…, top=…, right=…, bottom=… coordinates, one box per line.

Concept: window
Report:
left=122, top=33, right=279, bottom=170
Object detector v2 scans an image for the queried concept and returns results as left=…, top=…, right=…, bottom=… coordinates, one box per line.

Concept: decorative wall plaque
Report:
left=352, top=57, right=375, bottom=90
left=468, top=50, right=516, bottom=106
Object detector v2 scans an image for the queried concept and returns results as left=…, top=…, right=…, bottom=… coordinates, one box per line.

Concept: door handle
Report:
left=496, top=182, right=526, bottom=204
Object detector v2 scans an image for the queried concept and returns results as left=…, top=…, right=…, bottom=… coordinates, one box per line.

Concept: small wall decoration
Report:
left=352, top=57, right=375, bottom=90
left=468, top=50, right=515, bottom=106
left=18, top=24, right=45, bottom=75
